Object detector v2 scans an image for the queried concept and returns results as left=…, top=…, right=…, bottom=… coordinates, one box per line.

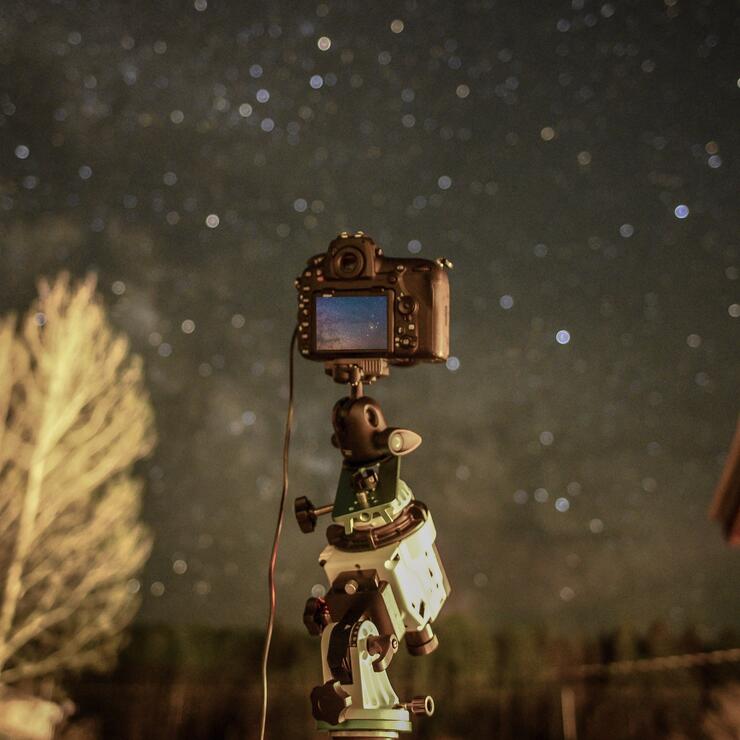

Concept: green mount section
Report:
left=332, top=456, right=413, bottom=534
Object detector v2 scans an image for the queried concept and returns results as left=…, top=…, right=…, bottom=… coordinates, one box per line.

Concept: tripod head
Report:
left=295, top=385, right=423, bottom=536
left=331, top=394, right=421, bottom=465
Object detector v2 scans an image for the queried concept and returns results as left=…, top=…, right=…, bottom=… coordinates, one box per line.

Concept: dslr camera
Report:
left=295, top=232, right=451, bottom=376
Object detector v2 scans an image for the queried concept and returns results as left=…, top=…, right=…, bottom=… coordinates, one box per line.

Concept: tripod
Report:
left=295, top=363, right=451, bottom=739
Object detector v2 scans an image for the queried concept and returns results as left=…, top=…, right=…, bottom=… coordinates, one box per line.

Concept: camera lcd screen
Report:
left=315, top=294, right=389, bottom=352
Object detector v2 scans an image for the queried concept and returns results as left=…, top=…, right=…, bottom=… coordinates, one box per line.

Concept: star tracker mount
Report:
left=292, top=232, right=453, bottom=739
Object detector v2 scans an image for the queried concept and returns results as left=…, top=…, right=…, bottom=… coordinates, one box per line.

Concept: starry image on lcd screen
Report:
left=315, top=295, right=389, bottom=352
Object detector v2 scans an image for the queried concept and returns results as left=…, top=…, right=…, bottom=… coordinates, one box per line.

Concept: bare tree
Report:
left=0, top=274, right=156, bottom=684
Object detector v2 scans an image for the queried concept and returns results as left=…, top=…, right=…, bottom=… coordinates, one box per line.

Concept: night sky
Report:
left=1, top=0, right=738, bottom=636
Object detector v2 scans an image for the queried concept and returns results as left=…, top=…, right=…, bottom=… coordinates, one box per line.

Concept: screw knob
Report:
left=302, top=597, right=330, bottom=636
left=405, top=695, right=435, bottom=716
left=310, top=680, right=352, bottom=725
left=294, top=496, right=317, bottom=533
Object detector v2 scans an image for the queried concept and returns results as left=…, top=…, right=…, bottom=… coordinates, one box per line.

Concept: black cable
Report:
left=258, top=328, right=298, bottom=740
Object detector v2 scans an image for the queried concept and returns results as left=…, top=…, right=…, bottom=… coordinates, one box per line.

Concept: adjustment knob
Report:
left=405, top=695, right=435, bottom=717
left=311, top=680, right=352, bottom=725
left=405, top=623, right=439, bottom=655
left=294, top=496, right=317, bottom=533
left=366, top=634, right=399, bottom=672
left=303, top=596, right=330, bottom=636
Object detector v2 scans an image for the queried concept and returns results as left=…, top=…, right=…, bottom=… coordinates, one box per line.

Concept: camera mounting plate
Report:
left=325, top=359, right=390, bottom=387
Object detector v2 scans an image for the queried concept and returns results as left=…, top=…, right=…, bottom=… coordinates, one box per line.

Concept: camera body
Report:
left=295, top=232, right=450, bottom=367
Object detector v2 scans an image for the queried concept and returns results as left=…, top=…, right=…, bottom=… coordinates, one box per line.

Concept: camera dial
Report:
left=398, top=296, right=417, bottom=315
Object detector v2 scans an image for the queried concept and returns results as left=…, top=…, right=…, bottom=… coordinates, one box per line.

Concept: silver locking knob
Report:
left=404, top=695, right=434, bottom=716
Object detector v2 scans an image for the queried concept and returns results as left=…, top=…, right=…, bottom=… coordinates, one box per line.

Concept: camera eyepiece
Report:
left=333, top=246, right=365, bottom=278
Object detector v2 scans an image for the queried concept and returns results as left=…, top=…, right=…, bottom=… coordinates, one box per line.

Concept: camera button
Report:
left=398, top=296, right=417, bottom=315
left=408, top=323, right=415, bottom=331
